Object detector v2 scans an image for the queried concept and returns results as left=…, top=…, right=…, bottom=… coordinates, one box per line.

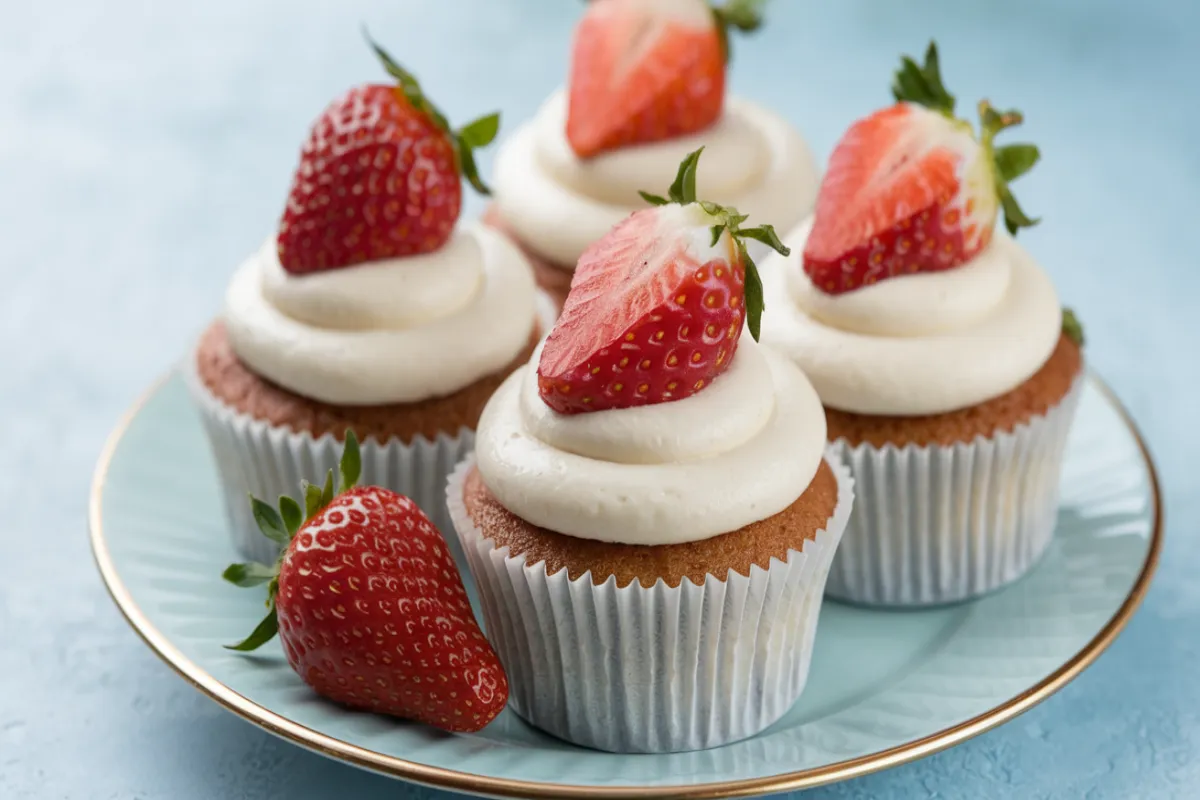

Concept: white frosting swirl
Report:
left=224, top=222, right=537, bottom=406
left=760, top=220, right=1062, bottom=416
left=492, top=90, right=819, bottom=268
left=475, top=339, right=827, bottom=545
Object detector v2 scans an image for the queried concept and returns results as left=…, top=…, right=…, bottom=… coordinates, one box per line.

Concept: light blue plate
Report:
left=90, top=372, right=1160, bottom=799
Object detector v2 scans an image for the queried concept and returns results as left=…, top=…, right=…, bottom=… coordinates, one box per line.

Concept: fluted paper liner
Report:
left=826, top=376, right=1084, bottom=607
left=445, top=454, right=854, bottom=753
left=184, top=294, right=557, bottom=563
left=184, top=354, right=473, bottom=565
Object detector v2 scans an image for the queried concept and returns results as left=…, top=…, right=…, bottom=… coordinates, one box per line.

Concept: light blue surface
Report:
left=93, top=374, right=1155, bottom=794
left=1, top=0, right=1196, bottom=797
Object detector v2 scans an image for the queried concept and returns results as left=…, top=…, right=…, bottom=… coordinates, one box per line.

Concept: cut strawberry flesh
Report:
left=538, top=204, right=746, bottom=414
left=803, top=103, right=994, bottom=294
left=541, top=209, right=694, bottom=376
left=567, top=0, right=724, bottom=158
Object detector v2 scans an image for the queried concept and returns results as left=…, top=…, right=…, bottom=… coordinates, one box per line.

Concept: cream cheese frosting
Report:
left=492, top=90, right=819, bottom=268
left=474, top=338, right=827, bottom=546
left=224, top=222, right=537, bottom=406
left=760, top=219, right=1062, bottom=416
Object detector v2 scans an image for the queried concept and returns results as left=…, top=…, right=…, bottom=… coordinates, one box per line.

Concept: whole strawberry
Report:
left=803, top=41, right=1041, bottom=294
left=567, top=0, right=766, bottom=158
left=223, top=432, right=508, bottom=733
left=537, top=148, right=789, bottom=414
left=277, top=34, right=500, bottom=274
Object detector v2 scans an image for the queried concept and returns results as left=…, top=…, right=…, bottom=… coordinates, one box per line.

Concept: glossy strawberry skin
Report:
left=567, top=0, right=725, bottom=158
left=277, top=84, right=461, bottom=274
left=803, top=103, right=997, bottom=295
left=275, top=486, right=507, bottom=732
left=538, top=209, right=746, bottom=414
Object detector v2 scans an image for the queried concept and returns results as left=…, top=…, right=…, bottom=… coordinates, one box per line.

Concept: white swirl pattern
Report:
left=492, top=91, right=819, bottom=267
left=761, top=221, right=1062, bottom=416
left=474, top=339, right=827, bottom=545
left=224, top=222, right=538, bottom=406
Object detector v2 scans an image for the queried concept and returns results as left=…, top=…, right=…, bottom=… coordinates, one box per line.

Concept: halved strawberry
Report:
left=566, top=0, right=765, bottom=159
left=537, top=148, right=788, bottom=414
left=803, top=42, right=1040, bottom=294
left=277, top=34, right=501, bottom=274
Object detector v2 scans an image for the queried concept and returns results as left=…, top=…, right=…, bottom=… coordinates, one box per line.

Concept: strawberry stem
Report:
left=363, top=28, right=500, bottom=195
left=711, top=0, right=766, bottom=62
left=639, top=148, right=790, bottom=342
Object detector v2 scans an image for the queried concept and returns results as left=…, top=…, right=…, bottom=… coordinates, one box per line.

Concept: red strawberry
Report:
left=804, top=41, right=1041, bottom=295
left=566, top=0, right=765, bottom=158
left=277, top=35, right=501, bottom=274
left=537, top=148, right=788, bottom=414
left=223, top=432, right=508, bottom=733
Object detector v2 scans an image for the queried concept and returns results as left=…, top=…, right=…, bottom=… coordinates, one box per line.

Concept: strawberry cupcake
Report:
left=188, top=39, right=543, bottom=563
left=448, top=152, right=854, bottom=753
left=485, top=0, right=819, bottom=311
left=760, top=43, right=1085, bottom=606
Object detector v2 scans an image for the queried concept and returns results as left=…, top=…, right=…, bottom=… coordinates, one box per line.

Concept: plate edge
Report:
left=87, top=370, right=1164, bottom=800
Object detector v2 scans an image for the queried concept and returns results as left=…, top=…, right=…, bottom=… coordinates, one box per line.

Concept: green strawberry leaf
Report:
left=250, top=496, right=289, bottom=545
left=892, top=41, right=955, bottom=114
left=456, top=141, right=491, bottom=196
left=338, top=430, right=361, bottom=494
left=998, top=184, right=1040, bottom=236
left=1062, top=307, right=1085, bottom=346
left=224, top=608, right=279, bottom=652
left=278, top=496, right=303, bottom=537
left=301, top=480, right=324, bottom=520
left=320, top=469, right=335, bottom=508
left=639, top=190, right=669, bottom=206
left=993, top=143, right=1040, bottom=183
left=667, top=147, right=704, bottom=204
left=458, top=112, right=500, bottom=148
left=738, top=223, right=789, bottom=255
left=740, top=243, right=766, bottom=342
left=222, top=562, right=276, bottom=588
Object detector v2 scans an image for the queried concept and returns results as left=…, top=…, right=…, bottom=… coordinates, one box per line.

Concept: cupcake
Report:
left=759, top=42, right=1085, bottom=606
left=188, top=37, right=542, bottom=564
left=485, top=0, right=819, bottom=311
left=448, top=152, right=853, bottom=753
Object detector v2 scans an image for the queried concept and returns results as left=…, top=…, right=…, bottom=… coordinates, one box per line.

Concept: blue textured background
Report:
left=2, top=0, right=1196, bottom=797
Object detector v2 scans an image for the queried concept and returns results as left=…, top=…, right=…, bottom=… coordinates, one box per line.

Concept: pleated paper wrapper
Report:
left=183, top=294, right=557, bottom=564
left=183, top=355, right=473, bottom=565
left=445, top=454, right=854, bottom=754
left=826, top=376, right=1084, bottom=607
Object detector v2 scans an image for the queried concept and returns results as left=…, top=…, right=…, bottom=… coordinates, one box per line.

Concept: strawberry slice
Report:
left=566, top=0, right=765, bottom=159
left=537, top=148, right=789, bottom=414
left=804, top=41, right=1041, bottom=294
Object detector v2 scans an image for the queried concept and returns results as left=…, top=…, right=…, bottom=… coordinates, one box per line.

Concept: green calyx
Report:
left=365, top=29, right=500, bottom=196
left=893, top=40, right=1041, bottom=237
left=710, top=0, right=767, bottom=62
left=639, top=147, right=790, bottom=341
left=1062, top=307, right=1085, bottom=346
left=222, top=430, right=362, bottom=652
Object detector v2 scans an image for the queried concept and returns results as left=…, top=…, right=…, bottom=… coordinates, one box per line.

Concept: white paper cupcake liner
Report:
left=445, top=454, right=854, bottom=753
left=825, top=375, right=1084, bottom=607
left=183, top=353, right=474, bottom=565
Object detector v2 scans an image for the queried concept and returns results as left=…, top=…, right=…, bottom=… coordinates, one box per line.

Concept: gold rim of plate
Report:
left=89, top=371, right=1163, bottom=800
